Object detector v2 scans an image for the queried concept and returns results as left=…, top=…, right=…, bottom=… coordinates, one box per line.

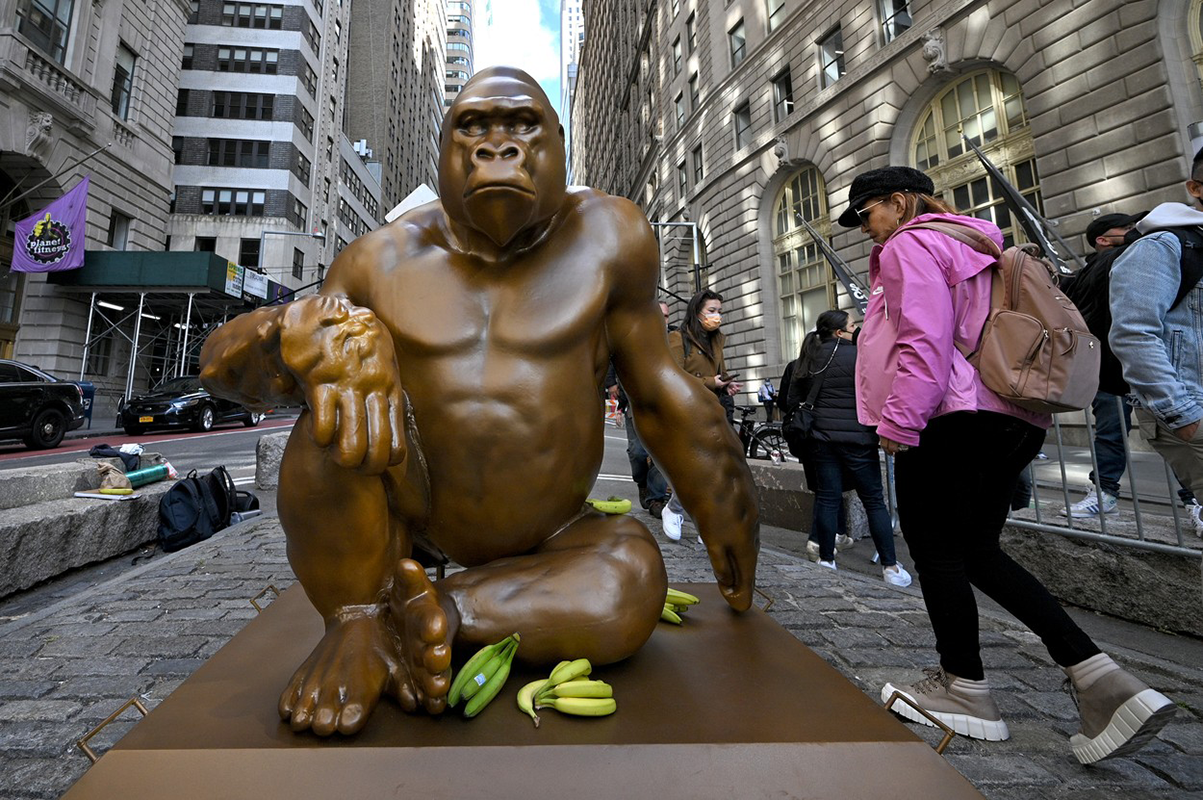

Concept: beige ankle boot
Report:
left=882, top=666, right=1009, bottom=741
left=1064, top=653, right=1176, bottom=765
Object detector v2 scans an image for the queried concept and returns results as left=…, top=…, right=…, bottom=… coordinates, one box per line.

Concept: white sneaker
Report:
left=1186, top=502, right=1203, bottom=538
left=661, top=504, right=683, bottom=541
left=1063, top=489, right=1118, bottom=518
left=818, top=560, right=837, bottom=571
left=835, top=533, right=854, bottom=550
left=883, top=563, right=912, bottom=587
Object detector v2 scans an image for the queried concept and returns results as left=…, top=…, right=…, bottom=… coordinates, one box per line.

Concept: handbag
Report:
left=783, top=339, right=839, bottom=456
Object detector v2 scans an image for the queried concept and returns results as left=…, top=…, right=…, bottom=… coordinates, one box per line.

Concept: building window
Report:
left=1190, top=0, right=1203, bottom=89
left=689, top=72, right=699, bottom=110
left=292, top=247, right=304, bottom=279
left=106, top=210, right=131, bottom=250
left=672, top=36, right=681, bottom=74
left=181, top=43, right=194, bottom=70
left=675, top=93, right=685, bottom=129
left=913, top=69, right=1039, bottom=249
left=733, top=103, right=752, bottom=149
left=187, top=0, right=199, bottom=23
left=239, top=238, right=261, bottom=268
left=773, top=165, right=832, bottom=360
left=692, top=144, right=704, bottom=183
left=212, top=92, right=274, bottom=120
left=176, top=89, right=190, bottom=116
left=195, top=236, right=217, bottom=251
left=221, top=3, right=283, bottom=29
left=208, top=139, right=271, bottom=168
left=172, top=136, right=184, bottom=164
left=677, top=161, right=688, bottom=197
left=218, top=47, right=279, bottom=73
left=671, top=0, right=678, bottom=16
left=879, top=0, right=911, bottom=43
left=300, top=107, right=315, bottom=141
left=686, top=13, right=696, bottom=53
left=772, top=69, right=794, bottom=121
left=729, top=21, right=746, bottom=68
left=110, top=44, right=136, bottom=120
left=295, top=152, right=311, bottom=186
left=819, top=28, right=846, bottom=88
left=16, top=0, right=75, bottom=63
left=766, top=0, right=785, bottom=32
left=290, top=197, right=308, bottom=228
left=302, top=62, right=317, bottom=95
left=201, top=188, right=266, bottom=216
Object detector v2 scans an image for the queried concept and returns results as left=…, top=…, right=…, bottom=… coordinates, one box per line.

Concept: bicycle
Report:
left=734, top=405, right=795, bottom=463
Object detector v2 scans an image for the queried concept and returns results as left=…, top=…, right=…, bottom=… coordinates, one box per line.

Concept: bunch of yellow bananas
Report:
left=516, top=658, right=616, bottom=727
left=660, top=587, right=700, bottom=625
left=448, top=632, right=520, bottom=718
left=586, top=496, right=632, bottom=514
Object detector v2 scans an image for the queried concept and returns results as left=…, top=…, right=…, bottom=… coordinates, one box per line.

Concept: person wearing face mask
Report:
left=841, top=165, right=1174, bottom=764
left=661, top=290, right=742, bottom=541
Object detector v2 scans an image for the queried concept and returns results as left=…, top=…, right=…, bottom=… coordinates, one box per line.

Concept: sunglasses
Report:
left=856, top=198, right=887, bottom=223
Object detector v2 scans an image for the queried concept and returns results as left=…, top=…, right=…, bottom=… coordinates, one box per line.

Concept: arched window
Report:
left=1191, top=0, right=1203, bottom=88
left=773, top=166, right=834, bottom=361
left=912, top=69, right=1042, bottom=248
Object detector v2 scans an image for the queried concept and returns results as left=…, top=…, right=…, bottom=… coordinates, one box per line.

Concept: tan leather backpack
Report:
left=907, top=221, right=1100, bottom=414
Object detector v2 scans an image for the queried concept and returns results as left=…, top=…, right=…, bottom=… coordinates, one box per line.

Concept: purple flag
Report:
left=11, top=176, right=90, bottom=273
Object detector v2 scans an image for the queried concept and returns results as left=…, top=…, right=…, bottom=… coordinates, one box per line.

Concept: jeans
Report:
left=809, top=440, right=896, bottom=565
left=1090, top=392, right=1194, bottom=504
left=895, top=411, right=1100, bottom=680
left=624, top=409, right=667, bottom=503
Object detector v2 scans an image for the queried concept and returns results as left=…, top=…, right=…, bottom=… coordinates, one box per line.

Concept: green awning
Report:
left=48, top=251, right=235, bottom=295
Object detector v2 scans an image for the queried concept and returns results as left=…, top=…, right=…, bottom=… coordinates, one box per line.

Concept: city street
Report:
left=1, top=423, right=1201, bottom=798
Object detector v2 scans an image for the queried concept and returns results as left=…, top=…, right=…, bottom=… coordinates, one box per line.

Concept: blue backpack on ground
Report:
left=157, top=466, right=237, bottom=553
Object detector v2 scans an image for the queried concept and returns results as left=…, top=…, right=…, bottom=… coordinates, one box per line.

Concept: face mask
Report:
left=700, top=312, right=722, bottom=331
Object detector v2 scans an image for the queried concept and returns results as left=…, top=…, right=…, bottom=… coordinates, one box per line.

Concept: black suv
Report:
left=119, top=375, right=262, bottom=435
left=0, top=359, right=88, bottom=449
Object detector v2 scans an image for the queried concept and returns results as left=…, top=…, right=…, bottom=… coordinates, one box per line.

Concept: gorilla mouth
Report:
left=465, top=182, right=535, bottom=198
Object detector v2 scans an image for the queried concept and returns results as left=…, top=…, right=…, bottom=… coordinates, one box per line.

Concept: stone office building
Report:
left=0, top=0, right=183, bottom=366
left=571, top=0, right=1203, bottom=393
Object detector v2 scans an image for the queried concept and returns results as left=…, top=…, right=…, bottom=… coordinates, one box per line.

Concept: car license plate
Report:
left=139, top=416, right=153, bottom=423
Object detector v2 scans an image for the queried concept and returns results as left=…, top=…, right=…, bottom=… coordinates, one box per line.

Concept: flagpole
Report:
left=0, top=142, right=111, bottom=215
left=794, top=214, right=870, bottom=312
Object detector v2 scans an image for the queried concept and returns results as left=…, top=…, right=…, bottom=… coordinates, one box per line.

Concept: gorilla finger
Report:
left=361, top=393, right=391, bottom=475
left=334, top=393, right=368, bottom=468
left=387, top=391, right=407, bottom=466
left=309, top=385, right=339, bottom=447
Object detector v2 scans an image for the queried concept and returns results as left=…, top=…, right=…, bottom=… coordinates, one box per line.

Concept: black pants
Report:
left=894, top=411, right=1100, bottom=680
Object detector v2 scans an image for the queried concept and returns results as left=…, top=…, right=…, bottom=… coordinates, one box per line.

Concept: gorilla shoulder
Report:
left=566, top=187, right=650, bottom=230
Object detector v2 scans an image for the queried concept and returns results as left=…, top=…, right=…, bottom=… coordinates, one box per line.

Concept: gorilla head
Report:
left=439, top=66, right=567, bottom=249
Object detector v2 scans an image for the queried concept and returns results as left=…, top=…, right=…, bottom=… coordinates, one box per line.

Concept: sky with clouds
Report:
left=473, top=0, right=564, bottom=119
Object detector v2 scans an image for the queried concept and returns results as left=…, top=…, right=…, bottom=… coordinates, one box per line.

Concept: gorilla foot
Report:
left=387, top=558, right=453, bottom=714
left=278, top=609, right=402, bottom=736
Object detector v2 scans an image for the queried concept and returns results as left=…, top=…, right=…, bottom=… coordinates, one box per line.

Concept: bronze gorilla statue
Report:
left=200, top=66, right=759, bottom=736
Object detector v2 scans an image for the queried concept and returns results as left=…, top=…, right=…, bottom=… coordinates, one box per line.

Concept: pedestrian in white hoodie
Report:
left=1110, top=147, right=1203, bottom=508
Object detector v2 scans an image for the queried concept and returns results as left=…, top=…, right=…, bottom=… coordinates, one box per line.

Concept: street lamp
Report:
left=649, top=220, right=702, bottom=293
left=258, top=228, right=327, bottom=282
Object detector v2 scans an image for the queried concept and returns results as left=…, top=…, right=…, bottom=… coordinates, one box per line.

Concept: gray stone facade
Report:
left=571, top=0, right=1203, bottom=393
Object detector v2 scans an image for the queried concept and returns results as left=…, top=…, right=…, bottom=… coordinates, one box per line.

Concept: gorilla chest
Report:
left=372, top=255, right=607, bottom=358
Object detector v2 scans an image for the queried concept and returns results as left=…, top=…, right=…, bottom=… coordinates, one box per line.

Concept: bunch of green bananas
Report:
left=586, top=496, right=632, bottom=514
left=516, top=658, right=616, bottom=726
left=660, top=587, right=700, bottom=625
left=447, top=632, right=520, bottom=718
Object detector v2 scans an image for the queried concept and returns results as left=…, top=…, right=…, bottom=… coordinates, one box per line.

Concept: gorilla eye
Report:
left=459, top=118, right=487, bottom=136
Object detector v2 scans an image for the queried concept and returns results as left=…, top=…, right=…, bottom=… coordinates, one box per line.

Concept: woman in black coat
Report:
left=787, top=310, right=911, bottom=586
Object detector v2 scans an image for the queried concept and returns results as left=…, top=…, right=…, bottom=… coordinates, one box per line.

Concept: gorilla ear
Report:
left=558, top=124, right=565, bottom=143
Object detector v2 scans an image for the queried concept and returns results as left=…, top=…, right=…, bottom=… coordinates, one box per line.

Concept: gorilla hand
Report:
left=279, top=295, right=406, bottom=474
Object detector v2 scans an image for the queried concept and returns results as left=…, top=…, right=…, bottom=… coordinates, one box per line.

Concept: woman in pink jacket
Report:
left=842, top=166, right=1174, bottom=764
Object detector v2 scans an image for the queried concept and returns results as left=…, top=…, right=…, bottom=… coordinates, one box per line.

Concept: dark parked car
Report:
left=0, top=359, right=87, bottom=449
left=119, top=376, right=262, bottom=435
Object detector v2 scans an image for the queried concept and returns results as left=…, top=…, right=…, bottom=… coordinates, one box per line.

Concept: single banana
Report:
left=548, top=679, right=613, bottom=699
left=462, top=636, right=519, bottom=702
left=666, top=587, right=700, bottom=605
left=464, top=637, right=519, bottom=718
left=538, top=696, right=617, bottom=717
left=660, top=604, right=682, bottom=625
left=535, top=658, right=593, bottom=703
left=98, top=487, right=134, bottom=495
left=586, top=497, right=632, bottom=514
left=448, top=634, right=515, bottom=707
left=516, top=678, right=544, bottom=727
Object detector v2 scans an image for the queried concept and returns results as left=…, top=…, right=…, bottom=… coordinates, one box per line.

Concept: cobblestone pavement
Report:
left=1, top=512, right=1201, bottom=799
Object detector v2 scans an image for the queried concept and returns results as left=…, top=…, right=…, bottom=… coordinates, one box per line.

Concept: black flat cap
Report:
left=1085, top=213, right=1143, bottom=248
left=837, top=166, right=936, bottom=228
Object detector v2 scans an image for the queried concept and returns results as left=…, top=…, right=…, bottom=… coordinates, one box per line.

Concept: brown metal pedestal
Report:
left=63, top=584, right=984, bottom=799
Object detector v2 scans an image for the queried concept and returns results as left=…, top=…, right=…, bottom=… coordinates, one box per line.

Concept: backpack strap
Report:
left=898, top=221, right=1005, bottom=359
left=1167, top=227, right=1203, bottom=311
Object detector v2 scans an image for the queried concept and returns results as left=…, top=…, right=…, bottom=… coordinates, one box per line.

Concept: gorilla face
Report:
left=439, top=68, right=567, bottom=249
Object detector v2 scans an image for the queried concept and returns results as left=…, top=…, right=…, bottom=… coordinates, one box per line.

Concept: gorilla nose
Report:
left=473, top=142, right=522, bottom=163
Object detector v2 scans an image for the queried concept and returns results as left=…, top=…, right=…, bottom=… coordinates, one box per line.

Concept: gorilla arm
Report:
left=604, top=207, right=760, bottom=611
left=199, top=233, right=406, bottom=474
